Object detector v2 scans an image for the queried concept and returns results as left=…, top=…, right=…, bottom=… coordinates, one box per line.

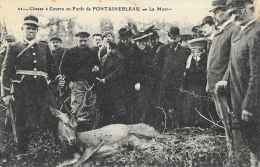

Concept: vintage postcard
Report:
left=0, top=0, right=259, bottom=166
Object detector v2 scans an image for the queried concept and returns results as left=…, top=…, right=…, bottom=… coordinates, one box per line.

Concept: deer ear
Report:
left=49, top=106, right=67, bottom=120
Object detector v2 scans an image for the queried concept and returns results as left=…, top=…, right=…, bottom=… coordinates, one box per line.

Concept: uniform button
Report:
left=31, top=46, right=34, bottom=49
left=34, top=76, right=37, bottom=78
left=33, top=60, right=37, bottom=63
left=33, top=53, right=36, bottom=55
left=34, top=68, right=37, bottom=71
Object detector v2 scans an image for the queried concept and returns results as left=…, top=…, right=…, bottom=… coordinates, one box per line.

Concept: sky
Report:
left=0, top=0, right=213, bottom=40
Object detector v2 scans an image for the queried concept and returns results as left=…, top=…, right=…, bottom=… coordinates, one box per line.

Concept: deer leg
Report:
left=56, top=153, right=81, bottom=167
left=72, top=147, right=94, bottom=167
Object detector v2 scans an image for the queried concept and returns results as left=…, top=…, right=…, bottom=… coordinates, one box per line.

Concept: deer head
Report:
left=49, top=106, right=78, bottom=145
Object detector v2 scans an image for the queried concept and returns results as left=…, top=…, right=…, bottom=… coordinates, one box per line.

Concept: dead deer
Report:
left=50, top=105, right=175, bottom=167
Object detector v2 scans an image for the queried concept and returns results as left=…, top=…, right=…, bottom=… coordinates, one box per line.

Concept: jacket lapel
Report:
left=233, top=21, right=256, bottom=43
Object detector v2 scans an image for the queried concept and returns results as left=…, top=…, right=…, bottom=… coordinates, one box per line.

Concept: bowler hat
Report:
left=75, top=31, right=90, bottom=37
left=4, top=35, right=16, bottom=42
left=209, top=0, right=227, bottom=12
left=50, top=36, right=62, bottom=42
left=23, top=15, right=39, bottom=27
left=133, top=32, right=150, bottom=41
left=168, top=26, right=180, bottom=38
left=118, top=28, right=132, bottom=39
left=188, top=38, right=207, bottom=49
left=200, top=16, right=214, bottom=26
left=149, top=31, right=160, bottom=39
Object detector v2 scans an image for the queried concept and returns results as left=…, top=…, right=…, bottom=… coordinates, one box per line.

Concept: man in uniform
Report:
left=1, top=15, right=59, bottom=158
left=155, top=26, right=190, bottom=129
left=216, top=0, right=260, bottom=166
left=207, top=0, right=243, bottom=166
left=59, top=31, right=100, bottom=131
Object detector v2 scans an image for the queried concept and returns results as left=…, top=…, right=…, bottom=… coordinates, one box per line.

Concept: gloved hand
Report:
left=135, top=83, right=140, bottom=91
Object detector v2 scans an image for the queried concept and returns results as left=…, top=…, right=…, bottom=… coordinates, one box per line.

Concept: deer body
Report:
left=50, top=106, right=173, bottom=167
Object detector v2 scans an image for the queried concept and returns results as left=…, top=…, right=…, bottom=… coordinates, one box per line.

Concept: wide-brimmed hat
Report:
left=149, top=31, right=160, bottom=39
left=133, top=32, right=150, bottom=41
left=168, top=26, right=180, bottom=38
left=188, top=37, right=207, bottom=48
left=75, top=31, right=90, bottom=37
left=23, top=15, right=39, bottom=27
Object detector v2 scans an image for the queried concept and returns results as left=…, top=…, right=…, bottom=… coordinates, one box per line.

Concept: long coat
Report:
left=206, top=22, right=238, bottom=93
left=229, top=21, right=260, bottom=154
left=100, top=49, right=126, bottom=125
left=157, top=43, right=190, bottom=109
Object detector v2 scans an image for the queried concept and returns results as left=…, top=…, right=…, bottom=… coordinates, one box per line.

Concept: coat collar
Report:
left=214, top=22, right=233, bottom=37
left=233, top=20, right=258, bottom=42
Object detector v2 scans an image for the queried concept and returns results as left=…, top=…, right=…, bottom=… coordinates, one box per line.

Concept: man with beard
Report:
left=59, top=31, right=100, bottom=131
left=155, top=26, right=190, bottom=129
left=207, top=0, right=242, bottom=166
left=149, top=31, right=164, bottom=55
left=216, top=0, right=260, bottom=166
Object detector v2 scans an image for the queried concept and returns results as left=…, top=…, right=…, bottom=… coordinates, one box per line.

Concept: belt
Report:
left=16, top=70, right=48, bottom=78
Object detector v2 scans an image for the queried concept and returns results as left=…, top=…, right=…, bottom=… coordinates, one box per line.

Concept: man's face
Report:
left=5, top=41, right=15, bottom=47
left=169, top=36, right=181, bottom=44
left=120, top=37, right=131, bottom=46
left=236, top=3, right=255, bottom=23
left=22, top=24, right=37, bottom=41
left=149, top=38, right=159, bottom=47
left=93, top=36, right=102, bottom=47
left=136, top=40, right=147, bottom=50
left=202, top=24, right=215, bottom=37
left=51, top=40, right=61, bottom=50
left=213, top=9, right=228, bottom=26
left=103, top=34, right=114, bottom=43
left=77, top=37, right=89, bottom=48
left=191, top=47, right=201, bottom=54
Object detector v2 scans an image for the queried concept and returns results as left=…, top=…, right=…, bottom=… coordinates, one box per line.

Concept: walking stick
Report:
left=214, top=92, right=234, bottom=163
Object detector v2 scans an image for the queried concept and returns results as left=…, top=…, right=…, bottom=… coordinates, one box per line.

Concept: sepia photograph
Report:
left=0, top=0, right=260, bottom=166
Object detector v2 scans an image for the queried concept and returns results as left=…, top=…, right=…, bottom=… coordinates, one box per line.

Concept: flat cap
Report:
left=92, top=33, right=102, bottom=38
left=23, top=15, right=39, bottom=27
left=75, top=31, right=90, bottom=37
left=4, top=35, right=16, bottom=42
left=50, top=36, right=62, bottom=42
left=188, top=37, right=207, bottom=48
left=209, top=0, right=227, bottom=12
left=102, top=31, right=114, bottom=38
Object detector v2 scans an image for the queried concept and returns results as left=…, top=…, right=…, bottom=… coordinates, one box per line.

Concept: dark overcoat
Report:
left=229, top=21, right=260, bottom=154
left=206, top=22, right=238, bottom=93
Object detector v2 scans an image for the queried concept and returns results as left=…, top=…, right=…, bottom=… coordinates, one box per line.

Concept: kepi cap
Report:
left=23, top=15, right=39, bottom=27
left=209, top=0, right=227, bottom=12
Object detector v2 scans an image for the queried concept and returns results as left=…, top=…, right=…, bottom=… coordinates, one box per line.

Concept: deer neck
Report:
left=75, top=131, right=91, bottom=145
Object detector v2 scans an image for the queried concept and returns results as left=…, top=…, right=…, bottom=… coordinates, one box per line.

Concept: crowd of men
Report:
left=0, top=0, right=259, bottom=166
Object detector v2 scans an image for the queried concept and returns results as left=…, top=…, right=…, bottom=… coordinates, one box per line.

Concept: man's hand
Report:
left=3, top=95, right=13, bottom=106
left=135, top=83, right=140, bottom=91
left=215, top=81, right=227, bottom=94
left=92, top=66, right=99, bottom=72
left=241, top=109, right=253, bottom=122
left=101, top=79, right=105, bottom=83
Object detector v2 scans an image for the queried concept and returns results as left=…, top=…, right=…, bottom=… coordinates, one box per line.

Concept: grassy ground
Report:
left=0, top=127, right=250, bottom=167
